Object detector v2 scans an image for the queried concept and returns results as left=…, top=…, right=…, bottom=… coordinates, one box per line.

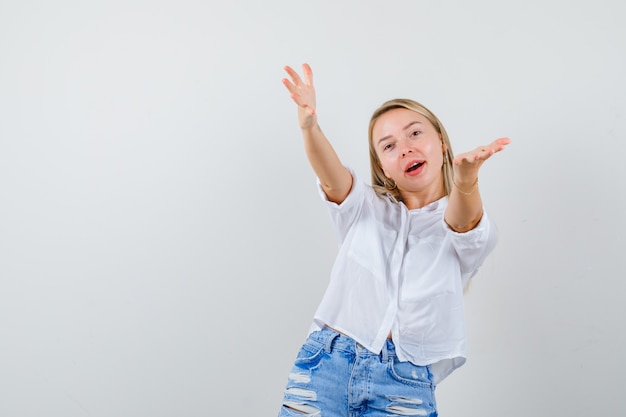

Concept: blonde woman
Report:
left=278, top=63, right=510, bottom=417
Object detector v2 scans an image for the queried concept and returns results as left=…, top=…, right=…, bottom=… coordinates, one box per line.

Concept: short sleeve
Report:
left=316, top=167, right=367, bottom=245
left=443, top=211, right=498, bottom=284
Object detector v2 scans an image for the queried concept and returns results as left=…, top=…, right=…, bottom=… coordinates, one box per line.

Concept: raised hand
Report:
left=453, top=137, right=511, bottom=185
left=282, top=64, right=317, bottom=129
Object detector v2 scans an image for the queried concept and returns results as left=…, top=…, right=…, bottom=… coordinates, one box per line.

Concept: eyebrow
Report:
left=376, top=121, right=424, bottom=146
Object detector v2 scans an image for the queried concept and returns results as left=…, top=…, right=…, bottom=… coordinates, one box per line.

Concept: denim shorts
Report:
left=278, top=327, right=437, bottom=417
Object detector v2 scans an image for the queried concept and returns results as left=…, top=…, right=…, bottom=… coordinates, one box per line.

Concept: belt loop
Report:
left=381, top=341, right=389, bottom=362
left=324, top=330, right=339, bottom=353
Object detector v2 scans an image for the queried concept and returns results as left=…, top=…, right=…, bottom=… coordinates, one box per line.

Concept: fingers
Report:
left=283, top=64, right=313, bottom=87
left=454, top=148, right=487, bottom=165
left=281, top=64, right=309, bottom=97
left=283, top=65, right=302, bottom=86
left=490, top=137, right=511, bottom=152
left=494, top=137, right=511, bottom=145
left=281, top=77, right=297, bottom=95
left=481, top=138, right=511, bottom=154
left=282, top=63, right=317, bottom=117
left=302, top=63, right=314, bottom=87
left=453, top=138, right=511, bottom=165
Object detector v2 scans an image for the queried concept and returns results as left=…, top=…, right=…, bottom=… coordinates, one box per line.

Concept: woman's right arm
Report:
left=282, top=64, right=352, bottom=204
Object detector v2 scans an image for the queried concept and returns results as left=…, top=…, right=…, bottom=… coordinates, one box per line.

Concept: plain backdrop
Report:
left=1, top=0, right=624, bottom=416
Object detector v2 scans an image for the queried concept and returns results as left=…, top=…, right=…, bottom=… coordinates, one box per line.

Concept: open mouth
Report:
left=406, top=161, right=424, bottom=173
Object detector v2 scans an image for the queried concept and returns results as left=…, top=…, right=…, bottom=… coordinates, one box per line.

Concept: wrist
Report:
left=452, top=178, right=478, bottom=195
left=300, top=122, right=320, bottom=132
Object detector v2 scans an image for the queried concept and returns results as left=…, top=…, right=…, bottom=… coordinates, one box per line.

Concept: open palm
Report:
left=282, top=64, right=317, bottom=129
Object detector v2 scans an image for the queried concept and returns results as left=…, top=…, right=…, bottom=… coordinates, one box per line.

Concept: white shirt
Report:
left=309, top=168, right=498, bottom=384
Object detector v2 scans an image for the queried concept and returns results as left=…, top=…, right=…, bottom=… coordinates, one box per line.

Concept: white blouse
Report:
left=309, top=168, right=498, bottom=384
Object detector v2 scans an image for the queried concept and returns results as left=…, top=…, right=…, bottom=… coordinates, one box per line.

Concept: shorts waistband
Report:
left=309, top=327, right=397, bottom=361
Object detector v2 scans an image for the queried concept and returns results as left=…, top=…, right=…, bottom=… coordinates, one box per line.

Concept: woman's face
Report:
left=372, top=107, right=446, bottom=197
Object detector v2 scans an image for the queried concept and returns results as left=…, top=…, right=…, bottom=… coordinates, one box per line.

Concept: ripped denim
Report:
left=278, top=327, right=437, bottom=417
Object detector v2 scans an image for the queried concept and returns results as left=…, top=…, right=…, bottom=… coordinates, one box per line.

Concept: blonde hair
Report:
left=368, top=98, right=455, bottom=201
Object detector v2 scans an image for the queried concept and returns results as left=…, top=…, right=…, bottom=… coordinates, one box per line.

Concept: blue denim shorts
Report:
left=278, top=327, right=437, bottom=417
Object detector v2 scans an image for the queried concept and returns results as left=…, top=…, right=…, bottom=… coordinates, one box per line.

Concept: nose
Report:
left=395, top=136, right=414, bottom=157
left=400, top=144, right=413, bottom=157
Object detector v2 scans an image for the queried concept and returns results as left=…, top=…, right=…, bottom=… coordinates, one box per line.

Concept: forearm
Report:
left=444, top=179, right=483, bottom=233
left=301, top=124, right=352, bottom=204
left=445, top=138, right=511, bottom=232
left=282, top=64, right=353, bottom=203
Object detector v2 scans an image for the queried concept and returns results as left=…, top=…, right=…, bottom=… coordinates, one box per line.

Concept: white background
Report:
left=1, top=0, right=624, bottom=415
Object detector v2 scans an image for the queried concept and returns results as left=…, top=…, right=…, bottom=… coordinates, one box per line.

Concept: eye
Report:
left=383, top=143, right=394, bottom=151
left=410, top=130, right=421, bottom=137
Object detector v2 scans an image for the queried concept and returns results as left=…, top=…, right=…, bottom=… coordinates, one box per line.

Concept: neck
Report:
left=399, top=187, right=446, bottom=210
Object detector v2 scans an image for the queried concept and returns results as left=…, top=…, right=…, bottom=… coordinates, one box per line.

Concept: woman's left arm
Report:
left=444, top=137, right=511, bottom=233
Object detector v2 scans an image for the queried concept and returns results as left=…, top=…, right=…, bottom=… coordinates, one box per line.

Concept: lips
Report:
left=405, top=160, right=425, bottom=173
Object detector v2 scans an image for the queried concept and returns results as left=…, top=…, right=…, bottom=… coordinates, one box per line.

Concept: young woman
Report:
left=278, top=63, right=510, bottom=417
